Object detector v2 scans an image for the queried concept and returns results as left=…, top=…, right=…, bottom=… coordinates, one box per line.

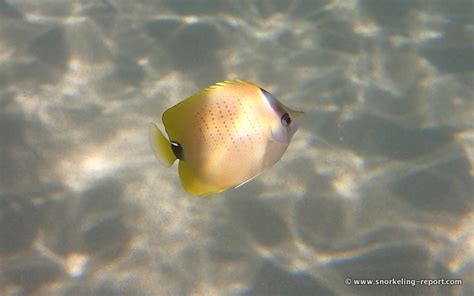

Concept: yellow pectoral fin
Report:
left=178, top=161, right=226, bottom=196
left=148, top=122, right=176, bottom=167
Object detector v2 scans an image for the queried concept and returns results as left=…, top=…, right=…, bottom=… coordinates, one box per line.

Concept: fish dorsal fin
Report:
left=203, top=80, right=257, bottom=91
left=215, top=80, right=256, bottom=87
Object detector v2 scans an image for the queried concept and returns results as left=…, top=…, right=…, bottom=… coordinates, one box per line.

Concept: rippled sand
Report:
left=0, top=0, right=473, bottom=295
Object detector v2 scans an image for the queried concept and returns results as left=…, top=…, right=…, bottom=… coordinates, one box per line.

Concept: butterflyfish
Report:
left=149, top=80, right=303, bottom=196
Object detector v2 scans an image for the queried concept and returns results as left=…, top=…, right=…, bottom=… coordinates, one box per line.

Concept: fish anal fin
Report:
left=178, top=162, right=225, bottom=196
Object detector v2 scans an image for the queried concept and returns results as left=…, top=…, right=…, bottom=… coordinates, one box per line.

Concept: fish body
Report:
left=149, top=80, right=303, bottom=196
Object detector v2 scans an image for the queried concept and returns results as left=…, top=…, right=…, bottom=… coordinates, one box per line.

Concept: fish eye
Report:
left=281, top=113, right=291, bottom=127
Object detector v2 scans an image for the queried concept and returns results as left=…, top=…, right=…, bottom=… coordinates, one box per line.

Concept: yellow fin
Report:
left=211, top=80, right=256, bottom=89
left=148, top=122, right=176, bottom=167
left=178, top=161, right=226, bottom=196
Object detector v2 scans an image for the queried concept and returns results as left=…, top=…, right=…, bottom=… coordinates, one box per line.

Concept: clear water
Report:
left=0, top=0, right=472, bottom=295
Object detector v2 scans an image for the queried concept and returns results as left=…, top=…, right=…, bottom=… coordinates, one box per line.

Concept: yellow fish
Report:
left=149, top=80, right=303, bottom=196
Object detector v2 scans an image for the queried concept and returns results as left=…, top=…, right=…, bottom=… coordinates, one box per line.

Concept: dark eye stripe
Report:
left=260, top=87, right=285, bottom=116
left=260, top=88, right=276, bottom=107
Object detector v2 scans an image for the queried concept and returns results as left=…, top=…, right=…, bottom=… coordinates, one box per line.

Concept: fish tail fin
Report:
left=148, top=122, right=176, bottom=167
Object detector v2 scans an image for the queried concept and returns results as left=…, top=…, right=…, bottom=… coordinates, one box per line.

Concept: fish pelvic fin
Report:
left=148, top=122, right=176, bottom=167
